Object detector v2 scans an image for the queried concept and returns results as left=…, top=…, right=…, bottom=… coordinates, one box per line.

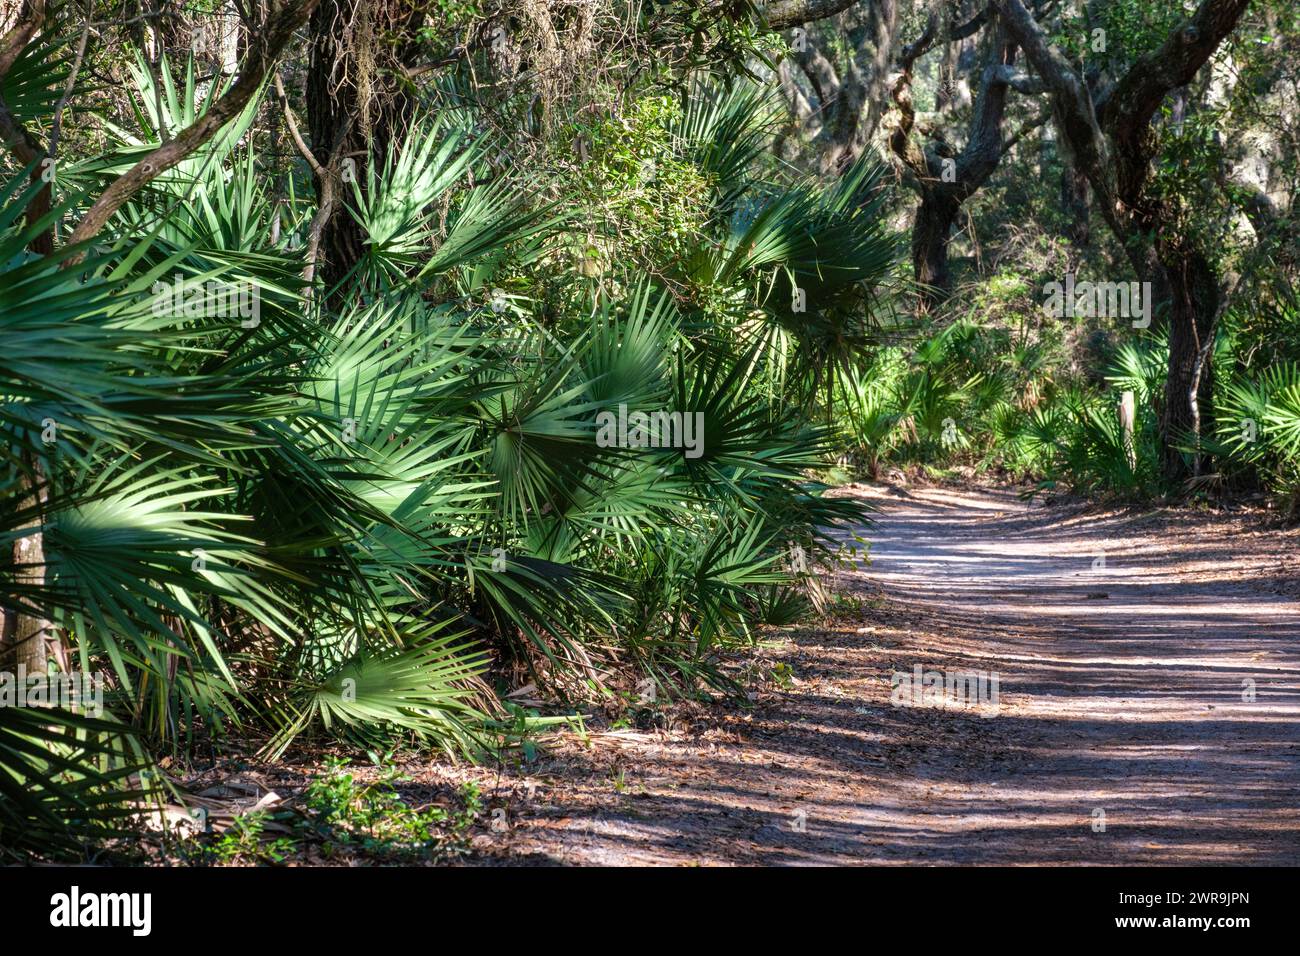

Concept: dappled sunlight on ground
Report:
left=466, top=482, right=1300, bottom=865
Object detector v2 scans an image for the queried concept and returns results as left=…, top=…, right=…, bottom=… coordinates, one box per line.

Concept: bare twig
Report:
left=46, top=15, right=91, bottom=160
left=274, top=71, right=325, bottom=179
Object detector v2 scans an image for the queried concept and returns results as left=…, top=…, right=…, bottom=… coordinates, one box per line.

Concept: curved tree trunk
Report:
left=890, top=9, right=1030, bottom=307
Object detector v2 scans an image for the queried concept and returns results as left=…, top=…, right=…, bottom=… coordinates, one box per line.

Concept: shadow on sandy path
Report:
left=488, top=484, right=1300, bottom=865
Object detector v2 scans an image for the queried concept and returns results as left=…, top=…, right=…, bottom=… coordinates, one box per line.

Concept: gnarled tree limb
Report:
left=887, top=4, right=1048, bottom=298
left=763, top=0, right=865, bottom=31
left=992, top=0, right=1250, bottom=238
left=63, top=0, right=320, bottom=264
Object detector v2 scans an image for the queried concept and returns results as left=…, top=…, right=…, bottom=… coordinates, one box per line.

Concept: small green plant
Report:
left=296, top=756, right=480, bottom=862
left=206, top=811, right=295, bottom=866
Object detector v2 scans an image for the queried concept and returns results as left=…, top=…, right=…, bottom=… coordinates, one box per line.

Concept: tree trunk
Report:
left=911, top=189, right=961, bottom=302
left=1060, top=160, right=1089, bottom=248
left=891, top=14, right=1020, bottom=307
left=305, top=0, right=422, bottom=306
left=1159, top=248, right=1219, bottom=481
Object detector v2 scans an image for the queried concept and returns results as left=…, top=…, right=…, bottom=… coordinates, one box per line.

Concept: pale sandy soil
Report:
left=459, top=483, right=1300, bottom=865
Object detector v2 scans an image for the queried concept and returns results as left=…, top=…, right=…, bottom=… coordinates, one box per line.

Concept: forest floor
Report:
left=178, top=481, right=1300, bottom=865
left=460, top=481, right=1300, bottom=865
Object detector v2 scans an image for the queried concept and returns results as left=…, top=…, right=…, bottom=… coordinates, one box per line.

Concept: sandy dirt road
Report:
left=481, top=484, right=1300, bottom=865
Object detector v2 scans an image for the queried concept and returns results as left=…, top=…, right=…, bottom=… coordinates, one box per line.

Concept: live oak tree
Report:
left=777, top=0, right=901, bottom=176
left=886, top=1, right=1049, bottom=303
left=770, top=0, right=1055, bottom=304
left=991, top=0, right=1252, bottom=479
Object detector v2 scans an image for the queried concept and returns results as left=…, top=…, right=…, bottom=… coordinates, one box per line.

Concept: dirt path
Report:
left=482, top=485, right=1300, bottom=865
